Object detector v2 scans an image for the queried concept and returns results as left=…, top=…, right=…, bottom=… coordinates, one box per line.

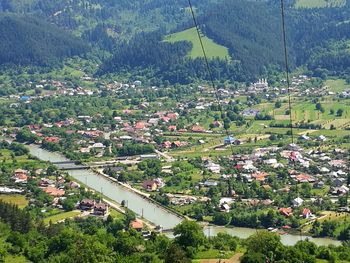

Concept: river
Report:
left=24, top=143, right=342, bottom=246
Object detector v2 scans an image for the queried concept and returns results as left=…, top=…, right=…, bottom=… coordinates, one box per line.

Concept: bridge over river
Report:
left=21, top=143, right=342, bottom=246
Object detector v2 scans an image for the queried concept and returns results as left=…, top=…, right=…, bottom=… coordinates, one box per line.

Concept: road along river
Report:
left=24, top=143, right=341, bottom=246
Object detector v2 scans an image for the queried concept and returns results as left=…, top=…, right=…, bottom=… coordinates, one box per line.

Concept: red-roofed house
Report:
left=251, top=172, right=268, bottom=182
left=166, top=113, right=178, bottom=120
left=279, top=207, right=293, bottom=217
left=44, top=187, right=65, bottom=197
left=130, top=219, right=144, bottom=231
left=162, top=141, right=172, bottom=149
left=302, top=208, right=312, bottom=219
left=135, top=122, right=146, bottom=130
left=168, top=125, right=177, bottom=132
left=45, top=137, right=60, bottom=143
left=161, top=116, right=171, bottom=123
left=191, top=125, right=205, bottom=133
left=12, top=169, right=28, bottom=183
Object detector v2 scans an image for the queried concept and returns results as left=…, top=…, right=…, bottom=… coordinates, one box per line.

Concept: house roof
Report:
left=130, top=219, right=144, bottom=229
left=44, top=187, right=65, bottom=197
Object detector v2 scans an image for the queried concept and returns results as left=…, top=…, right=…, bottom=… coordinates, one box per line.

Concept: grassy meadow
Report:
left=165, top=27, right=230, bottom=59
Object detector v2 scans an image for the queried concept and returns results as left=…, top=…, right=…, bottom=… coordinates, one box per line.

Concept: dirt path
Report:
left=200, top=253, right=243, bottom=263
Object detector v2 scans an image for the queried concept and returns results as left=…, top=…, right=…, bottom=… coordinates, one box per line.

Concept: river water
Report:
left=24, top=143, right=341, bottom=246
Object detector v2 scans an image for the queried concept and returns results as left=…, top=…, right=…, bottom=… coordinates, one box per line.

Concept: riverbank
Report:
left=9, top=141, right=342, bottom=246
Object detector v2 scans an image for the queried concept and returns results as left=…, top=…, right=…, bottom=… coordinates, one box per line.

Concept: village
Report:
left=0, top=73, right=350, bottom=240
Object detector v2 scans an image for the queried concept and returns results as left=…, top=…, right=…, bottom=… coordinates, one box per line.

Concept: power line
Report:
left=187, top=0, right=236, bottom=157
left=280, top=0, right=294, bottom=144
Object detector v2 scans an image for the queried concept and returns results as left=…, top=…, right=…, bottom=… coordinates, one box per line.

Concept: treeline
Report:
left=0, top=201, right=32, bottom=233
left=0, top=141, right=29, bottom=156
left=0, top=14, right=88, bottom=67
left=99, top=30, right=247, bottom=84
left=1, top=211, right=350, bottom=263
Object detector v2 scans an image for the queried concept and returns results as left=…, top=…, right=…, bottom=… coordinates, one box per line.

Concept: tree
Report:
left=338, top=195, right=348, bottom=207
left=245, top=231, right=282, bottom=257
left=241, top=252, right=265, bottom=263
left=320, top=221, right=337, bottom=237
left=337, top=109, right=344, bottom=117
left=164, top=243, right=191, bottom=263
left=213, top=212, right=231, bottom=226
left=173, top=220, right=205, bottom=252
left=275, top=101, right=282, bottom=108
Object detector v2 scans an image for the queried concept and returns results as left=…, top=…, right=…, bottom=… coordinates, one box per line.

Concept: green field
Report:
left=165, top=27, right=230, bottom=59
left=43, top=210, right=81, bottom=225
left=0, top=194, right=28, bottom=209
left=325, top=79, right=350, bottom=92
left=4, top=256, right=29, bottom=263
left=295, top=0, right=346, bottom=8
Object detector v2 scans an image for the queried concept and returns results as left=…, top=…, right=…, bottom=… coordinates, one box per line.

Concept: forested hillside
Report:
left=0, top=0, right=348, bottom=82
left=0, top=14, right=87, bottom=67
left=201, top=0, right=350, bottom=77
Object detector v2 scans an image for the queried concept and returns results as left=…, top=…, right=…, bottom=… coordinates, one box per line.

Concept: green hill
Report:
left=0, top=14, right=88, bottom=67
left=165, top=27, right=230, bottom=60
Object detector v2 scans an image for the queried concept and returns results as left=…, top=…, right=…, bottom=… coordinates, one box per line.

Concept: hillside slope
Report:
left=0, top=14, right=88, bottom=66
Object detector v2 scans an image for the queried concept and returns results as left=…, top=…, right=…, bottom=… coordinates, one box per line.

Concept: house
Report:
left=12, top=169, right=28, bottom=183
left=204, top=181, right=218, bottom=187
left=212, top=121, right=222, bottom=128
left=143, top=180, right=158, bottom=191
left=317, top=135, right=327, bottom=142
left=166, top=113, right=179, bottom=120
left=314, top=181, right=325, bottom=189
left=224, top=136, right=236, bottom=145
left=205, top=162, right=221, bottom=174
left=191, top=125, right=205, bottom=133
left=279, top=207, right=293, bottom=217
left=80, top=199, right=95, bottom=210
left=302, top=208, right=312, bottom=219
left=299, top=134, right=311, bottom=141
left=94, top=202, right=108, bottom=215
left=168, top=125, right=177, bottom=132
left=44, top=186, right=65, bottom=197
left=220, top=203, right=231, bottom=212
left=241, top=109, right=260, bottom=117
left=135, top=122, right=147, bottom=130
left=130, top=219, right=144, bottom=231
left=38, top=178, right=55, bottom=187
left=292, top=197, right=304, bottom=207
left=45, top=136, right=60, bottom=143
left=68, top=181, right=80, bottom=189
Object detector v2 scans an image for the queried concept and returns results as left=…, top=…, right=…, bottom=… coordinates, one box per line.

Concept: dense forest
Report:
left=0, top=0, right=349, bottom=82
left=99, top=30, right=247, bottom=84
left=0, top=14, right=87, bottom=67
left=99, top=0, right=350, bottom=83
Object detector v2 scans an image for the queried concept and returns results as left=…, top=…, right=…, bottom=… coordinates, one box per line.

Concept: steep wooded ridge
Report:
left=0, top=0, right=349, bottom=82
left=201, top=0, right=350, bottom=76
left=0, top=14, right=87, bottom=67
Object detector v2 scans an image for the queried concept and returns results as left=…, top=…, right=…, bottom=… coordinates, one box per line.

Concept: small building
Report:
left=130, top=219, right=144, bottom=231
left=224, top=136, right=236, bottom=145
left=143, top=180, right=158, bottom=191
left=191, top=125, right=205, bottom=133
left=279, top=207, right=293, bottom=217
left=302, top=208, right=312, bottom=219
left=94, top=202, right=108, bottom=216
left=80, top=199, right=95, bottom=210
left=12, top=169, right=28, bottom=183
left=292, top=197, right=304, bottom=207
left=44, top=187, right=65, bottom=197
